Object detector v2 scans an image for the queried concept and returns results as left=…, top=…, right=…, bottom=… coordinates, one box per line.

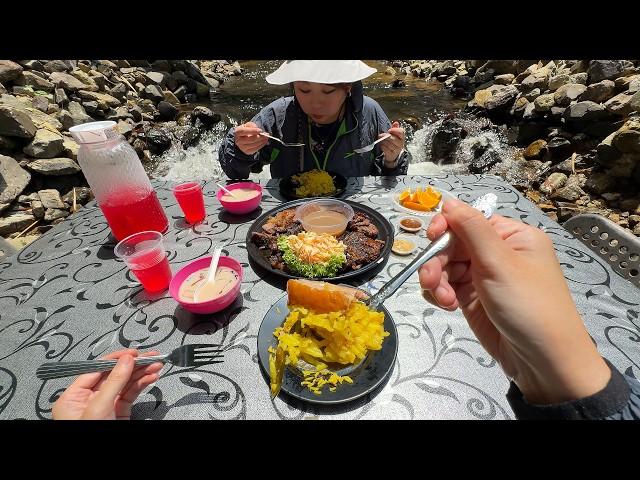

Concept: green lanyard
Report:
left=308, top=118, right=347, bottom=171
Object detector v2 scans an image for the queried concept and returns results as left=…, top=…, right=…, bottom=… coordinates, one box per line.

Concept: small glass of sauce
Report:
left=399, top=216, right=423, bottom=233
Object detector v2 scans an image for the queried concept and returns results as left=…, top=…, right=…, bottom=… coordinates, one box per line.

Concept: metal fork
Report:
left=259, top=132, right=305, bottom=147
left=36, top=344, right=223, bottom=380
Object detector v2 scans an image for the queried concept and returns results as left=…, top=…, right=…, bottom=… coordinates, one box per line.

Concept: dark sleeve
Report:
left=217, top=100, right=282, bottom=180
left=368, top=99, right=410, bottom=176
left=506, top=359, right=640, bottom=420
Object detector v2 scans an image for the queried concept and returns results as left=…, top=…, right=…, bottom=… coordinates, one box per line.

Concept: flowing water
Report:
left=148, top=60, right=522, bottom=182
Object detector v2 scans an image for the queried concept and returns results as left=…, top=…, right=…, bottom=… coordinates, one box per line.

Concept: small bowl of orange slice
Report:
left=392, top=186, right=454, bottom=218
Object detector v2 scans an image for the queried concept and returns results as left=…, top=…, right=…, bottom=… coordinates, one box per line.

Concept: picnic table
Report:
left=1, top=174, right=638, bottom=420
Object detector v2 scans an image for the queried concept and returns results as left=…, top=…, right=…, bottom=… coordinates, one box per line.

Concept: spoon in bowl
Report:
left=194, top=247, right=223, bottom=302
left=217, top=183, right=238, bottom=198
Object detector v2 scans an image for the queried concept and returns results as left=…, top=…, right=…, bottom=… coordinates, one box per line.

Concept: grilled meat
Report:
left=262, top=209, right=299, bottom=235
left=338, top=231, right=385, bottom=270
left=347, top=212, right=379, bottom=238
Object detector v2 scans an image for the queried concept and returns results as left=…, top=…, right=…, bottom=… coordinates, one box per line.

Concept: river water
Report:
left=148, top=60, right=521, bottom=182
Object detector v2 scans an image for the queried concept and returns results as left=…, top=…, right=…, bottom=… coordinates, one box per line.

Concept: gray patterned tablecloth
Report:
left=1, top=175, right=638, bottom=420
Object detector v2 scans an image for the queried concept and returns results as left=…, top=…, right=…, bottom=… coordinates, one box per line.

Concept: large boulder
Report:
left=0, top=104, right=37, bottom=138
left=553, top=83, right=587, bottom=107
left=0, top=154, right=31, bottom=205
left=0, top=212, right=34, bottom=236
left=612, top=119, right=640, bottom=153
left=49, top=72, right=88, bottom=91
left=484, top=85, right=519, bottom=111
left=587, top=60, right=626, bottom=83
left=13, top=71, right=54, bottom=92
left=431, top=118, right=468, bottom=163
left=0, top=61, right=23, bottom=83
left=563, top=101, right=608, bottom=123
left=26, top=158, right=82, bottom=175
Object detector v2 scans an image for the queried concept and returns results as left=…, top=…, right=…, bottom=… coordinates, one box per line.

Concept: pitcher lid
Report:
left=69, top=121, right=120, bottom=144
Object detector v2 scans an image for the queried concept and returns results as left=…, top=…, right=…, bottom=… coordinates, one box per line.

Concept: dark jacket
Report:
left=218, top=81, right=410, bottom=179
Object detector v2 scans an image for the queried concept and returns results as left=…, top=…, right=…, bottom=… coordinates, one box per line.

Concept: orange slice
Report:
left=398, top=189, right=410, bottom=202
left=402, top=200, right=431, bottom=212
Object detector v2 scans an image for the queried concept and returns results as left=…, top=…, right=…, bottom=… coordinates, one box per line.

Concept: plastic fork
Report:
left=352, top=133, right=392, bottom=154
left=259, top=132, right=305, bottom=147
left=36, top=344, right=224, bottom=380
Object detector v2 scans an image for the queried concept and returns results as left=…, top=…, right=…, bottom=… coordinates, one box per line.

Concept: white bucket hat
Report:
left=265, top=60, right=377, bottom=85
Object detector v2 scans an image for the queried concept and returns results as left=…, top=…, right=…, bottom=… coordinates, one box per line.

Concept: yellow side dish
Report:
left=292, top=169, right=336, bottom=197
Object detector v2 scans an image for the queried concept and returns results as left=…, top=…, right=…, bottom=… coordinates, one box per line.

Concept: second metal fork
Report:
left=36, top=344, right=224, bottom=380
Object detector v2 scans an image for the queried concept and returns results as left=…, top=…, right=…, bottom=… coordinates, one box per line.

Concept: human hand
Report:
left=52, top=349, right=163, bottom=420
left=380, top=121, right=405, bottom=164
left=418, top=198, right=611, bottom=405
left=234, top=121, right=269, bottom=155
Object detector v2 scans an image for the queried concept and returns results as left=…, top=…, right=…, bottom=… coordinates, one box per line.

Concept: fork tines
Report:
left=193, top=345, right=224, bottom=363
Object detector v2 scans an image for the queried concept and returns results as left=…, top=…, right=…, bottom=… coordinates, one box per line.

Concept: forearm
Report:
left=377, top=148, right=410, bottom=175
left=218, top=129, right=259, bottom=180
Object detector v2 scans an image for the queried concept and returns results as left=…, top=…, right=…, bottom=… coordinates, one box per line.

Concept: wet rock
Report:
left=540, top=172, right=568, bottom=194
left=517, top=122, right=547, bottom=145
left=23, top=128, right=64, bottom=158
left=0, top=212, right=35, bottom=236
left=0, top=104, right=37, bottom=138
left=544, top=137, right=574, bottom=163
left=588, top=60, right=626, bottom=83
left=469, top=149, right=500, bottom=173
left=0, top=60, right=23, bottom=83
left=190, top=106, right=220, bottom=128
left=554, top=83, right=587, bottom=107
left=144, top=128, right=172, bottom=154
left=180, top=126, right=202, bottom=148
left=584, top=172, right=617, bottom=194
left=27, top=158, right=82, bottom=175
left=0, top=155, right=31, bottom=204
left=581, top=79, right=616, bottom=103
left=157, top=101, right=178, bottom=120
left=524, top=139, right=547, bottom=159
left=431, top=118, right=468, bottom=163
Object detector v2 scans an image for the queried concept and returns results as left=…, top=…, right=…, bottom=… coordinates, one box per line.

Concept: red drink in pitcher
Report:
left=101, top=188, right=169, bottom=241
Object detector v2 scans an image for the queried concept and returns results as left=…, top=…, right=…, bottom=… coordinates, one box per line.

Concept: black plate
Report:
left=257, top=294, right=398, bottom=405
left=245, top=198, right=394, bottom=282
left=279, top=170, right=348, bottom=200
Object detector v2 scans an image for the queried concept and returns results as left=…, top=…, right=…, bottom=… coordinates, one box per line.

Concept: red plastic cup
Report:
left=173, top=182, right=206, bottom=224
left=114, top=230, right=172, bottom=293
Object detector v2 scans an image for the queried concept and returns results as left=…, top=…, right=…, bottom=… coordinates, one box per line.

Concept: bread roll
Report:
left=286, top=279, right=360, bottom=313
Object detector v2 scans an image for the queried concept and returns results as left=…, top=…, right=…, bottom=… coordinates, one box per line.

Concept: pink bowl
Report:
left=216, top=181, right=263, bottom=214
left=169, top=255, right=243, bottom=314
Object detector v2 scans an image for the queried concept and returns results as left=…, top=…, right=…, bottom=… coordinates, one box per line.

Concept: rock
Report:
left=431, top=118, right=468, bottom=163
left=143, top=128, right=171, bottom=154
left=469, top=149, right=500, bottom=173
left=190, top=106, right=220, bottom=128
left=607, top=154, right=639, bottom=178
left=473, top=68, right=495, bottom=84
left=31, top=96, right=49, bottom=113
left=588, top=60, right=625, bottom=83
left=523, top=88, right=541, bottom=101
left=184, top=61, right=208, bottom=84
left=13, top=71, right=54, bottom=92
left=128, top=60, right=151, bottom=68
left=76, top=90, right=121, bottom=109
left=584, top=172, right=617, bottom=194
left=58, top=101, right=94, bottom=129
left=0, top=105, right=37, bottom=138
left=517, top=122, right=547, bottom=145
left=544, top=137, right=574, bottom=163
left=563, top=101, right=608, bottom=123
left=129, top=106, right=143, bottom=122
left=629, top=215, right=640, bottom=227
left=44, top=208, right=69, bottom=222
left=49, top=72, right=87, bottom=92
left=180, top=126, right=202, bottom=149
left=540, top=172, right=568, bottom=194
left=551, top=174, right=585, bottom=201
left=82, top=101, right=98, bottom=115
left=38, top=189, right=66, bottom=209
left=629, top=78, right=640, bottom=93
left=157, top=101, right=178, bottom=120
left=195, top=82, right=209, bottom=97
left=143, top=84, right=164, bottom=103
left=485, top=85, right=519, bottom=111
left=533, top=93, right=555, bottom=112
left=385, top=66, right=396, bottom=76
left=0, top=61, right=23, bottom=83
left=163, top=90, right=181, bottom=106
left=0, top=155, right=31, bottom=204
left=554, top=83, right=588, bottom=107
left=61, top=187, right=93, bottom=206
left=597, top=131, right=622, bottom=165
left=0, top=212, right=35, bottom=236
left=116, top=120, right=133, bottom=136
left=27, top=158, right=82, bottom=175
left=628, top=91, right=640, bottom=114
left=172, top=70, right=189, bottom=84
left=70, top=70, right=99, bottom=92
left=54, top=88, right=69, bottom=106
left=556, top=202, right=581, bottom=222
left=510, top=96, right=529, bottom=117
left=0, top=134, right=16, bottom=152
left=151, top=60, right=171, bottom=72
left=146, top=71, right=165, bottom=84
left=548, top=74, right=571, bottom=91
left=30, top=199, right=45, bottom=220
left=580, top=80, right=616, bottom=103
left=62, top=138, right=79, bottom=160
left=43, top=60, right=70, bottom=73
left=524, top=139, right=547, bottom=159
left=184, top=94, right=198, bottom=103
left=23, top=128, right=64, bottom=158
left=473, top=89, right=492, bottom=108
left=604, top=91, right=635, bottom=116
left=612, top=119, right=640, bottom=153
left=109, top=83, right=128, bottom=101
left=494, top=74, right=514, bottom=85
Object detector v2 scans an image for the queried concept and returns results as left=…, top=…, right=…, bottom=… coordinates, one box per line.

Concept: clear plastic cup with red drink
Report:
left=114, top=231, right=172, bottom=293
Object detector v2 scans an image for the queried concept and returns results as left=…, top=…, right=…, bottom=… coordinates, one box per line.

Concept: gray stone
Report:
left=629, top=91, right=640, bottom=114
left=31, top=200, right=44, bottom=220
left=612, top=119, right=640, bottom=153
left=31, top=96, right=49, bottom=113
left=588, top=60, right=625, bottom=83
left=23, top=128, right=64, bottom=158
left=604, top=91, right=635, bottom=116
left=0, top=134, right=16, bottom=151
left=554, top=83, right=588, bottom=107
left=172, top=70, right=189, bottom=84
left=54, top=88, right=69, bottom=106
left=19, top=60, right=44, bottom=71
left=540, top=172, right=567, bottom=194
left=0, top=60, right=23, bottom=83
left=58, top=101, right=94, bottom=129
left=563, top=101, right=608, bottom=123
left=143, top=84, right=164, bottom=102
left=533, top=93, right=555, bottom=112
left=597, top=131, right=622, bottom=165
left=43, top=60, right=70, bottom=73
left=37, top=189, right=65, bottom=209
left=0, top=154, right=31, bottom=204
left=27, top=158, right=82, bottom=175
left=44, top=208, right=70, bottom=222
left=70, top=70, right=99, bottom=92
left=62, top=137, right=79, bottom=160
left=76, top=90, right=121, bottom=109
left=523, top=88, right=541, bottom=101
left=184, top=61, right=208, bottom=84
left=548, top=74, right=571, bottom=91
left=607, top=153, right=640, bottom=178
left=0, top=105, right=37, bottom=138
left=109, top=83, right=128, bottom=101
left=151, top=60, right=171, bottom=71
left=584, top=172, right=617, bottom=194
left=551, top=175, right=586, bottom=201
left=569, top=73, right=588, bottom=85
left=116, top=120, right=133, bottom=136
left=157, top=101, right=178, bottom=120
left=13, top=71, right=54, bottom=92
left=49, top=72, right=88, bottom=91
left=146, top=71, right=164, bottom=84
left=484, top=85, right=519, bottom=110
left=163, top=90, right=181, bottom=106
left=629, top=78, right=640, bottom=93
left=494, top=74, right=514, bottom=85
left=61, top=187, right=93, bottom=206
left=82, top=100, right=98, bottom=114
left=580, top=80, right=616, bottom=103
left=0, top=212, right=35, bottom=236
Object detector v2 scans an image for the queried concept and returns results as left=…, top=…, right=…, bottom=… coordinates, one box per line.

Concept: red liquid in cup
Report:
left=174, top=183, right=206, bottom=224
left=101, top=189, right=168, bottom=241
left=129, top=252, right=172, bottom=293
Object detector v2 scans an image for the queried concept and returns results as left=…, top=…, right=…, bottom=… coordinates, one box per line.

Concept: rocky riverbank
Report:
left=0, top=59, right=239, bottom=250
left=387, top=60, right=640, bottom=237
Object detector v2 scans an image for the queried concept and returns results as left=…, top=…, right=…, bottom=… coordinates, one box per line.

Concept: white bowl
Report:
left=397, top=216, right=424, bottom=233
left=391, top=234, right=418, bottom=256
left=391, top=188, right=456, bottom=219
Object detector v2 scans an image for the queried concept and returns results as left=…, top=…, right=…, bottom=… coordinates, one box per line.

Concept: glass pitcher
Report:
left=69, top=121, right=169, bottom=241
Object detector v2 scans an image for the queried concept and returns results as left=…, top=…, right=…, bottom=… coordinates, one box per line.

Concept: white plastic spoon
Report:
left=194, top=247, right=222, bottom=302
left=217, top=183, right=238, bottom=198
